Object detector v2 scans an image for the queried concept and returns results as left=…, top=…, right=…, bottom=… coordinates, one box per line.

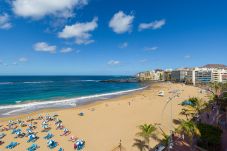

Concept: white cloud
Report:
left=12, top=0, right=88, bottom=19
left=139, top=19, right=166, bottom=31
left=58, top=17, right=98, bottom=45
left=144, top=46, right=158, bottom=51
left=119, top=42, right=128, bottom=48
left=34, top=42, right=57, bottom=53
left=184, top=55, right=191, bottom=59
left=60, top=47, right=73, bottom=53
left=109, top=11, right=134, bottom=34
left=108, top=60, right=120, bottom=65
left=19, top=57, right=28, bottom=62
left=0, top=13, right=12, bottom=30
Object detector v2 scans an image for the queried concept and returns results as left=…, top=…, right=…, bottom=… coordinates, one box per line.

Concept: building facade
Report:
left=185, top=67, right=227, bottom=85
left=171, top=69, right=188, bottom=82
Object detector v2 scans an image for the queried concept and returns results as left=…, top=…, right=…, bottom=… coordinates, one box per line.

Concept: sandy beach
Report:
left=0, top=82, right=208, bottom=151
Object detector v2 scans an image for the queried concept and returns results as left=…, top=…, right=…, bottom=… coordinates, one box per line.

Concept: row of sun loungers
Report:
left=0, top=113, right=85, bottom=150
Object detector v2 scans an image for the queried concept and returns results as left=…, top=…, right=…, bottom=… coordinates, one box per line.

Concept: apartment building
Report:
left=185, top=67, right=227, bottom=85
left=137, top=71, right=156, bottom=81
left=171, top=69, right=188, bottom=82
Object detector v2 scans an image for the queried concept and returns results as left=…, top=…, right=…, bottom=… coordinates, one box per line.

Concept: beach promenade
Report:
left=0, top=82, right=208, bottom=151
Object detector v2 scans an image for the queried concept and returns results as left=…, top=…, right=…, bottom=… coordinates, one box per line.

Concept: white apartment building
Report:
left=185, top=67, right=227, bottom=85
left=137, top=70, right=164, bottom=81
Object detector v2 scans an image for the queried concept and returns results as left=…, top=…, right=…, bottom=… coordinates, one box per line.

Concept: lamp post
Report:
left=161, top=90, right=180, bottom=151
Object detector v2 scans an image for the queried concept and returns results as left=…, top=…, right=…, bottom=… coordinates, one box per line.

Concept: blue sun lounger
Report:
left=6, top=142, right=19, bottom=149
left=27, top=143, right=39, bottom=151
left=44, top=133, right=54, bottom=140
left=58, top=147, right=64, bottom=151
left=27, top=134, right=38, bottom=143
left=11, top=129, right=21, bottom=134
left=47, top=140, right=58, bottom=149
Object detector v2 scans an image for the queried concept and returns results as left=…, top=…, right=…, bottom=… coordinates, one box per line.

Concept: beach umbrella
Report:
left=15, top=131, right=21, bottom=135
left=181, top=100, right=194, bottom=106
left=75, top=139, right=85, bottom=150
left=112, top=140, right=126, bottom=151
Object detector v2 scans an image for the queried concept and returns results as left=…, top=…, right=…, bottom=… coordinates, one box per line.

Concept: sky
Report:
left=0, top=0, right=227, bottom=75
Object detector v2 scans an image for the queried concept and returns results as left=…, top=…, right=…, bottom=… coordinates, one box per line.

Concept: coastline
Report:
left=0, top=83, right=149, bottom=118
left=0, top=82, right=208, bottom=151
left=0, top=82, right=152, bottom=120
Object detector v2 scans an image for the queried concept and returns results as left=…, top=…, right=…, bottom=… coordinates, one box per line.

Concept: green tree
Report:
left=176, top=120, right=201, bottom=150
left=209, top=82, right=223, bottom=104
left=180, top=108, right=191, bottom=120
left=181, top=97, right=207, bottom=118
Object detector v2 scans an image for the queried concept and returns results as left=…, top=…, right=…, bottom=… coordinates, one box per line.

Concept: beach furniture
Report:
left=0, top=140, right=4, bottom=145
left=11, top=128, right=21, bottom=134
left=1, top=127, right=9, bottom=131
left=158, top=91, right=165, bottom=96
left=74, top=139, right=85, bottom=150
left=58, top=147, right=64, bottom=151
left=154, top=144, right=165, bottom=151
left=44, top=133, right=54, bottom=140
left=6, top=142, right=19, bottom=149
left=181, top=100, right=194, bottom=106
left=19, top=121, right=27, bottom=127
left=60, top=128, right=71, bottom=136
left=15, top=131, right=25, bottom=138
left=28, top=124, right=36, bottom=130
left=55, top=118, right=62, bottom=125
left=26, top=128, right=34, bottom=135
left=37, top=114, right=43, bottom=120
left=0, top=133, right=6, bottom=139
left=69, top=136, right=78, bottom=142
left=42, top=124, right=50, bottom=132
left=47, top=140, right=58, bottom=149
left=53, top=113, right=59, bottom=117
left=27, top=143, right=39, bottom=151
left=56, top=123, right=64, bottom=130
left=27, top=134, right=38, bottom=143
left=78, top=112, right=84, bottom=116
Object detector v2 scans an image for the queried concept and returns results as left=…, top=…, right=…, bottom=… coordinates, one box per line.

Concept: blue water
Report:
left=0, top=76, right=142, bottom=106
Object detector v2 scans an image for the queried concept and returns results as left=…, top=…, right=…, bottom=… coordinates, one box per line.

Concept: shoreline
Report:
left=0, top=82, right=208, bottom=151
left=0, top=82, right=153, bottom=120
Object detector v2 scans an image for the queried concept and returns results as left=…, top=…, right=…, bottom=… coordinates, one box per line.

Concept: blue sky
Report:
left=0, top=0, right=227, bottom=75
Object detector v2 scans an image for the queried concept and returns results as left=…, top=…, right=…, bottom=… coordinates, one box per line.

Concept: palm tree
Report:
left=136, top=124, right=157, bottom=145
left=176, top=120, right=200, bottom=150
left=132, top=139, right=149, bottom=151
left=180, top=108, right=192, bottom=120
left=181, top=97, right=207, bottom=119
left=160, top=133, right=170, bottom=147
left=209, top=82, right=223, bottom=104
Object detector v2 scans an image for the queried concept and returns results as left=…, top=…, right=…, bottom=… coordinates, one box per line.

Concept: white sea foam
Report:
left=0, top=82, right=14, bottom=85
left=23, top=81, right=53, bottom=84
left=0, top=86, right=147, bottom=112
left=70, top=80, right=99, bottom=82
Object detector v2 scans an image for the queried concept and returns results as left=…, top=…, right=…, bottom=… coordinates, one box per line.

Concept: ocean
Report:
left=0, top=76, right=145, bottom=117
